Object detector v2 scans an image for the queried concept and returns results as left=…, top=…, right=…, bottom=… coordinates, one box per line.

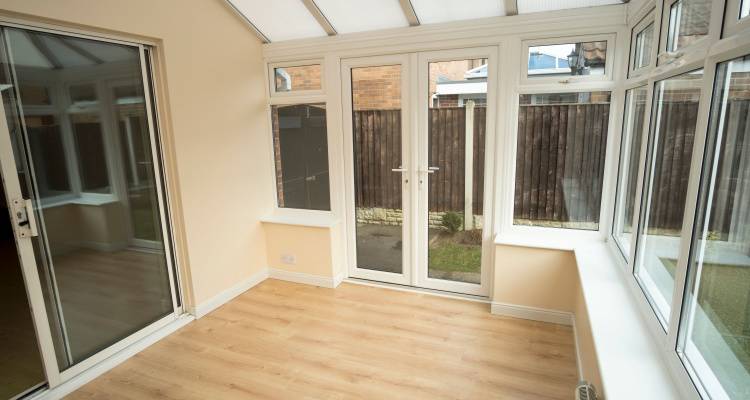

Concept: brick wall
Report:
left=352, top=65, right=401, bottom=110
left=275, top=65, right=321, bottom=92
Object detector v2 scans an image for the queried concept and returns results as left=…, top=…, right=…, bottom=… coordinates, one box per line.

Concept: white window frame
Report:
left=267, top=59, right=325, bottom=98
left=629, top=10, right=657, bottom=78
left=520, top=33, right=617, bottom=86
left=656, top=0, right=724, bottom=68
left=607, top=1, right=750, bottom=397
left=265, top=59, right=335, bottom=216
left=723, top=0, right=750, bottom=37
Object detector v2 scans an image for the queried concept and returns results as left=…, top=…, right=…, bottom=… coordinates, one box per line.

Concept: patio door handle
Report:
left=391, top=167, right=407, bottom=173
left=419, top=167, right=439, bottom=174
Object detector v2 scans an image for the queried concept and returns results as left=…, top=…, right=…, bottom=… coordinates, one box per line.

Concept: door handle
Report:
left=391, top=167, right=408, bottom=173
left=419, top=167, right=439, bottom=174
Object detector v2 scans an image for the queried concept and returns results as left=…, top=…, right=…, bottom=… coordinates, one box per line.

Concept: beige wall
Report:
left=493, top=244, right=602, bottom=390
left=493, top=245, right=578, bottom=312
left=263, top=222, right=340, bottom=278
left=0, top=0, right=274, bottom=306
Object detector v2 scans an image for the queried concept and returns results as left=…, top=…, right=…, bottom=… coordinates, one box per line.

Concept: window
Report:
left=71, top=113, right=110, bottom=193
left=527, top=41, right=608, bottom=78
left=632, top=22, right=655, bottom=71
left=665, top=0, right=711, bottom=53
left=744, top=0, right=750, bottom=18
left=513, top=92, right=611, bottom=230
left=271, top=103, right=330, bottom=211
left=24, top=114, right=71, bottom=199
left=273, top=64, right=322, bottom=93
left=634, top=69, right=703, bottom=326
left=19, top=84, right=51, bottom=106
left=677, top=54, right=750, bottom=400
left=613, top=86, right=648, bottom=259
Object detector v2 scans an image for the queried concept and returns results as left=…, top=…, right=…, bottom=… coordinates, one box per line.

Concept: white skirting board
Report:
left=190, top=267, right=269, bottom=318
left=491, top=301, right=584, bottom=380
left=268, top=267, right=341, bottom=289
left=490, top=301, right=574, bottom=325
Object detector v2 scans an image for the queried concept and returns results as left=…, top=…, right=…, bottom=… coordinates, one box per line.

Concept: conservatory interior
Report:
left=0, top=0, right=749, bottom=399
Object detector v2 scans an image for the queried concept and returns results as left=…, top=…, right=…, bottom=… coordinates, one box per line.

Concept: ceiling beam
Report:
left=223, top=0, right=271, bottom=43
left=504, top=0, right=518, bottom=16
left=56, top=38, right=104, bottom=64
left=25, top=32, right=62, bottom=69
left=398, top=0, right=420, bottom=26
left=301, top=0, right=337, bottom=36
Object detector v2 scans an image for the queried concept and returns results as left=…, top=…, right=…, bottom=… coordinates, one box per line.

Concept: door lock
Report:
left=11, top=199, right=38, bottom=239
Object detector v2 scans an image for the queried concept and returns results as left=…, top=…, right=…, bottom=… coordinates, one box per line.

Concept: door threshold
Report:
left=344, top=277, right=490, bottom=303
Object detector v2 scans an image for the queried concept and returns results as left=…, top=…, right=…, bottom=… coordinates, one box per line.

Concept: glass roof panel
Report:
left=517, top=0, right=621, bottom=14
left=314, top=0, right=409, bottom=34
left=228, top=0, right=327, bottom=42
left=411, top=0, right=505, bottom=24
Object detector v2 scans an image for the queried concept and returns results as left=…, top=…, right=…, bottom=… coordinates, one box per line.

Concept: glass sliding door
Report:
left=0, top=26, right=177, bottom=372
left=345, top=56, right=411, bottom=285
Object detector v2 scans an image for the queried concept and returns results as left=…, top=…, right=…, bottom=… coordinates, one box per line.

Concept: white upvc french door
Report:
left=342, top=54, right=414, bottom=286
left=343, top=47, right=497, bottom=296
left=414, top=47, right=497, bottom=296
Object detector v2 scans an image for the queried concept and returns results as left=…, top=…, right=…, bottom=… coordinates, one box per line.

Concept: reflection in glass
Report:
left=351, top=65, right=403, bottom=274
left=426, top=59, right=487, bottom=284
left=274, top=64, right=322, bottom=92
left=1, top=27, right=174, bottom=368
left=633, top=22, right=654, bottom=70
left=667, top=0, right=711, bottom=52
left=743, top=0, right=750, bottom=18
left=634, top=69, right=703, bottom=326
left=271, top=103, right=330, bottom=211
left=613, top=86, right=648, bottom=259
left=678, top=55, right=750, bottom=400
left=513, top=92, right=611, bottom=230
left=528, top=41, right=607, bottom=77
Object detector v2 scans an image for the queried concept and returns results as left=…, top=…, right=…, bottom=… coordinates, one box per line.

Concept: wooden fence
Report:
left=353, top=107, right=485, bottom=214
left=514, top=102, right=610, bottom=224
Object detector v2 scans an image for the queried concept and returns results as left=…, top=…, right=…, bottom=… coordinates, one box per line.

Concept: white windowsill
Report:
left=494, top=233, right=682, bottom=399
left=260, top=210, right=339, bottom=228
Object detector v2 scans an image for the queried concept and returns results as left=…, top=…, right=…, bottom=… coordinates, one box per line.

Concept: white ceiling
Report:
left=227, top=0, right=625, bottom=43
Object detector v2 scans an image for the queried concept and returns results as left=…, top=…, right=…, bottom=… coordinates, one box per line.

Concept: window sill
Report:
left=41, top=194, right=118, bottom=209
left=574, top=242, right=682, bottom=399
left=260, top=210, right=339, bottom=228
left=493, top=234, right=683, bottom=399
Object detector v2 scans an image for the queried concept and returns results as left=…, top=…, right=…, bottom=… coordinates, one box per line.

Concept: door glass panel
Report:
left=351, top=65, right=403, bottom=274
left=634, top=69, right=703, bottom=327
left=1, top=27, right=175, bottom=369
left=426, top=59, right=487, bottom=284
left=0, top=95, right=46, bottom=400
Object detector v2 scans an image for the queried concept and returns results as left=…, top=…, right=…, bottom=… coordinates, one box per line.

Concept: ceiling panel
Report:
left=517, top=0, right=621, bottom=14
left=228, top=0, right=327, bottom=42
left=314, top=0, right=409, bottom=34
left=411, top=0, right=505, bottom=24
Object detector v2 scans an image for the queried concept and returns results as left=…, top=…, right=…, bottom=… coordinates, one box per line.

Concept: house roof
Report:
left=226, top=0, right=625, bottom=43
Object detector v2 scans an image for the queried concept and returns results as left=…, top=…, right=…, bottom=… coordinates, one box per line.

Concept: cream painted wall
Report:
left=493, top=244, right=603, bottom=391
left=263, top=222, right=338, bottom=277
left=493, top=245, right=578, bottom=312
left=0, top=0, right=274, bottom=306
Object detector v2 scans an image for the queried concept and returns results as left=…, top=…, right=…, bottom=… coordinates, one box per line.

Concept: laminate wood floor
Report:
left=66, top=279, right=578, bottom=400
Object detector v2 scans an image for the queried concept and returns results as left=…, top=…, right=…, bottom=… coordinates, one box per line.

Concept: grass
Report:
left=428, top=230, right=482, bottom=273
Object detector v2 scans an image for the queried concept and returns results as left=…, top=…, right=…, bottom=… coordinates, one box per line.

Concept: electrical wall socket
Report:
left=281, top=254, right=296, bottom=265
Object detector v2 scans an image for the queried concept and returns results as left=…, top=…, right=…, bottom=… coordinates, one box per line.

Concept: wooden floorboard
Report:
left=66, top=279, right=578, bottom=399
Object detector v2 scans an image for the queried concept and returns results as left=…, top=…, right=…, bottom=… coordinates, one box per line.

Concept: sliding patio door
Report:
left=0, top=25, right=179, bottom=387
left=343, top=48, right=496, bottom=296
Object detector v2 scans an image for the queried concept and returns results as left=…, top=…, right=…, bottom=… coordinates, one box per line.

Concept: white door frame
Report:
left=0, top=86, right=62, bottom=388
left=342, top=54, right=413, bottom=286
left=0, top=24, right=182, bottom=393
left=414, top=46, right=498, bottom=297
left=342, top=47, right=497, bottom=296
